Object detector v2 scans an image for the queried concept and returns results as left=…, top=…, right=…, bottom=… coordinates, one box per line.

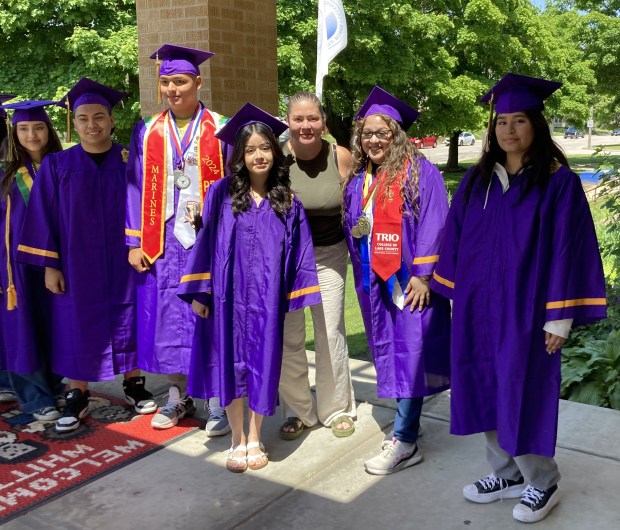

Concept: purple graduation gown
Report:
left=125, top=117, right=231, bottom=375
left=16, top=144, right=138, bottom=381
left=430, top=164, right=607, bottom=457
left=343, top=158, right=451, bottom=398
left=178, top=177, right=321, bottom=416
left=0, top=164, right=51, bottom=373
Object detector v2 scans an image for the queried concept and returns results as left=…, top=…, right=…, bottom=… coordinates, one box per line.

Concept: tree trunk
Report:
left=444, top=131, right=462, bottom=171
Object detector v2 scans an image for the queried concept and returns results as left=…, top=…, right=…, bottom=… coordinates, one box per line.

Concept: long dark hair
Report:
left=465, top=109, right=569, bottom=202
left=1, top=122, right=62, bottom=199
left=228, top=122, right=292, bottom=217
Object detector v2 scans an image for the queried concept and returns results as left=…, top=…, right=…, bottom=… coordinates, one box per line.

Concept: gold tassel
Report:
left=5, top=196, right=17, bottom=310
left=6, top=116, right=15, bottom=162
left=65, top=99, right=71, bottom=143
left=485, top=93, right=494, bottom=153
left=156, top=53, right=162, bottom=105
left=6, top=285, right=16, bottom=310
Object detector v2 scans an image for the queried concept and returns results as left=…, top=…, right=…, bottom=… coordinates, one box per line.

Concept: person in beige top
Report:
left=278, top=91, right=356, bottom=439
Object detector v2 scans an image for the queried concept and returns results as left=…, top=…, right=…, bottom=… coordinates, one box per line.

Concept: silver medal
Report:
left=174, top=171, right=190, bottom=190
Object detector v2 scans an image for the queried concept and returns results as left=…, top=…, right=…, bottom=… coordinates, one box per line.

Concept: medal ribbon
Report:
left=168, top=105, right=204, bottom=169
left=361, top=161, right=379, bottom=213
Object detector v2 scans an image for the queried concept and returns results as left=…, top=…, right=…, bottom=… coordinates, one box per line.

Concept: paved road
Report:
left=418, top=133, right=619, bottom=166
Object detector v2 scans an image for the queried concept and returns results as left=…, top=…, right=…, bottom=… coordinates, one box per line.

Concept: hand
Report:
left=45, top=267, right=66, bottom=294
left=404, top=276, right=430, bottom=313
left=545, top=332, right=566, bottom=354
left=192, top=300, right=209, bottom=318
left=128, top=247, right=150, bottom=272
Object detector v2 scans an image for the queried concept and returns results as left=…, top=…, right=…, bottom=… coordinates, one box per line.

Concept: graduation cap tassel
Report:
left=4, top=196, right=17, bottom=310
left=65, top=100, right=71, bottom=143
left=156, top=53, right=162, bottom=105
left=485, top=93, right=494, bottom=153
left=6, top=116, right=15, bottom=162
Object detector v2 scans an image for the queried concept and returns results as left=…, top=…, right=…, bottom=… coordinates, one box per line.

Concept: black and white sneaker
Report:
left=463, top=474, right=525, bottom=503
left=123, top=376, right=157, bottom=414
left=56, top=389, right=90, bottom=432
left=513, top=484, right=560, bottom=523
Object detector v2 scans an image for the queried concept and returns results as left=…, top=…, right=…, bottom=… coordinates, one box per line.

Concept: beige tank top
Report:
left=283, top=140, right=344, bottom=246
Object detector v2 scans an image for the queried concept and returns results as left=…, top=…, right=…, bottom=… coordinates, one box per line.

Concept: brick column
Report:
left=135, top=0, right=278, bottom=118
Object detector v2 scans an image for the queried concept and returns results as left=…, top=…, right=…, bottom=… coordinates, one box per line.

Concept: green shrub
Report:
left=561, top=328, right=620, bottom=409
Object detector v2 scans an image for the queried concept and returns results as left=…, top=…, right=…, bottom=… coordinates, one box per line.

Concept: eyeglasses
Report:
left=361, top=129, right=392, bottom=141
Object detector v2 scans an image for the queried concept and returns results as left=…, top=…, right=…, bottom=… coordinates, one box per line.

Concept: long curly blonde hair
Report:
left=345, top=113, right=422, bottom=216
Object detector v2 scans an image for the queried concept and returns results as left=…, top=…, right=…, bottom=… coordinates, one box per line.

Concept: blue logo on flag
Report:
left=326, top=13, right=338, bottom=39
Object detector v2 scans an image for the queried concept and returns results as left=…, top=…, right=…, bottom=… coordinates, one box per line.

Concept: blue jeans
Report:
left=393, top=397, right=423, bottom=444
left=7, top=370, right=64, bottom=414
left=0, top=370, right=12, bottom=390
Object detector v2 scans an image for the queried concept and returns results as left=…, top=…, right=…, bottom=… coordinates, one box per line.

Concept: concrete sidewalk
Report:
left=4, top=354, right=619, bottom=530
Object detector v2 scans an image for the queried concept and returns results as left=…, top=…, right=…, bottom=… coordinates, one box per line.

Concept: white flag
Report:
left=316, top=0, right=348, bottom=102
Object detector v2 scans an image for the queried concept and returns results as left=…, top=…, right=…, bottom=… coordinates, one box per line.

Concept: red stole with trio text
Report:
left=370, top=167, right=405, bottom=281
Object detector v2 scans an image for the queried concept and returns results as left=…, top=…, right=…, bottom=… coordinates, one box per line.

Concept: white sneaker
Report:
left=32, top=406, right=61, bottom=421
left=0, top=388, right=16, bottom=403
left=364, top=439, right=422, bottom=475
left=513, top=484, right=560, bottom=523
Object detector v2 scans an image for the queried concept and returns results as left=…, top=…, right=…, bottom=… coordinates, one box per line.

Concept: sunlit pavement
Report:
left=4, top=353, right=619, bottom=530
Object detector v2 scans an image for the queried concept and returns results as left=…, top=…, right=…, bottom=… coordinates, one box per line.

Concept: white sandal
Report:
left=247, top=441, right=268, bottom=470
left=226, top=444, right=247, bottom=473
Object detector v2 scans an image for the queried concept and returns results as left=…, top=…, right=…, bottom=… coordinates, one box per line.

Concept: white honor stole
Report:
left=163, top=114, right=203, bottom=249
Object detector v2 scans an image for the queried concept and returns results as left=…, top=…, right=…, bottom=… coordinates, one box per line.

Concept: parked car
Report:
left=611, top=129, right=620, bottom=136
left=410, top=135, right=437, bottom=148
left=564, top=127, right=584, bottom=139
left=444, top=131, right=476, bottom=146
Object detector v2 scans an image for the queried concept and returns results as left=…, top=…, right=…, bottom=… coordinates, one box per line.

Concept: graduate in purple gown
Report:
left=178, top=104, right=321, bottom=472
left=17, top=79, right=157, bottom=433
left=0, top=100, right=63, bottom=420
left=343, top=86, right=451, bottom=476
left=430, top=74, right=607, bottom=523
left=125, top=44, right=231, bottom=432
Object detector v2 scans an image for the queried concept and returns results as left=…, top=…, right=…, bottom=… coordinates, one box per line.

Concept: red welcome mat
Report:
left=0, top=393, right=203, bottom=523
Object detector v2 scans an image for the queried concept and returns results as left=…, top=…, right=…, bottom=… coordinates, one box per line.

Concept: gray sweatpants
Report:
left=485, top=431, right=561, bottom=490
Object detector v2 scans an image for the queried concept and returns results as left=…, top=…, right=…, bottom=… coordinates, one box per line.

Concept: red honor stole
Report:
left=370, top=167, right=405, bottom=281
left=140, top=108, right=223, bottom=263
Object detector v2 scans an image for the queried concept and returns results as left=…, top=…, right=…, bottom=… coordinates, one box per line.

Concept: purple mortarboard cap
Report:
left=215, top=103, right=289, bottom=145
left=354, top=86, right=420, bottom=130
left=481, top=73, right=562, bottom=113
left=0, top=100, right=57, bottom=124
left=59, top=78, right=125, bottom=111
left=0, top=94, right=16, bottom=119
left=150, top=44, right=214, bottom=76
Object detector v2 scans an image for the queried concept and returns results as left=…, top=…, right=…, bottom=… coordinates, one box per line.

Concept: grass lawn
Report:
left=304, top=263, right=371, bottom=360
left=305, top=153, right=618, bottom=359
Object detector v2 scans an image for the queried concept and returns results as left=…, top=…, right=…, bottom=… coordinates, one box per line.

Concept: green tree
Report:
left=277, top=1, right=593, bottom=169
left=546, top=1, right=620, bottom=128
left=0, top=0, right=139, bottom=144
